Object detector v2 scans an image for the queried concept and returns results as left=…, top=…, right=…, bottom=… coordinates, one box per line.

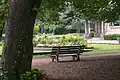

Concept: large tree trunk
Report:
left=2, top=0, right=42, bottom=80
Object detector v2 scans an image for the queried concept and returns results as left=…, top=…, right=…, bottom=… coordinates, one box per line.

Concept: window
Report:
left=109, top=21, right=120, bottom=26
left=114, top=22, right=120, bottom=26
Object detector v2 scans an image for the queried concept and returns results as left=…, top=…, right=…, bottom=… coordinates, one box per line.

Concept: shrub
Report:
left=34, top=25, right=40, bottom=35
left=0, top=66, right=8, bottom=80
left=34, top=34, right=88, bottom=48
left=20, top=69, right=48, bottom=80
left=0, top=67, right=49, bottom=80
left=33, top=35, right=40, bottom=46
left=104, top=34, right=120, bottom=40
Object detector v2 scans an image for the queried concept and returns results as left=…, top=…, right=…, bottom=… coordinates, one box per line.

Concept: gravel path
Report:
left=32, top=54, right=120, bottom=80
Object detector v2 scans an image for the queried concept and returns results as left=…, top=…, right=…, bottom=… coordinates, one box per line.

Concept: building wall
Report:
left=105, top=25, right=120, bottom=35
left=84, top=21, right=120, bottom=39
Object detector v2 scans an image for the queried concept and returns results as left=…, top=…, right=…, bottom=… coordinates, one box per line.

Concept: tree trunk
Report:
left=3, top=0, right=42, bottom=80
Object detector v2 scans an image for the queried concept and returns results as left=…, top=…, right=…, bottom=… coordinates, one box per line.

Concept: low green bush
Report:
left=0, top=68, right=48, bottom=80
left=0, top=66, right=8, bottom=80
left=34, top=25, right=40, bottom=35
left=33, top=34, right=88, bottom=48
left=20, top=69, right=48, bottom=80
left=104, top=34, right=120, bottom=40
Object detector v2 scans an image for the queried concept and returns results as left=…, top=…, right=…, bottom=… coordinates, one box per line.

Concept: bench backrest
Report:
left=51, top=46, right=83, bottom=55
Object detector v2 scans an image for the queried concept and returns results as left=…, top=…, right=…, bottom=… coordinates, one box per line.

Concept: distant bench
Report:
left=33, top=46, right=92, bottom=62
left=51, top=46, right=84, bottom=62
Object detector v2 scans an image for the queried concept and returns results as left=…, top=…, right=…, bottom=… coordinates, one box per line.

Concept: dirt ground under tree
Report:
left=32, top=54, right=120, bottom=80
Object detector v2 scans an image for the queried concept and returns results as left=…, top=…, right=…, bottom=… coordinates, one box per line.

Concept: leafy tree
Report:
left=60, top=5, right=74, bottom=25
left=73, top=0, right=120, bottom=22
left=59, top=4, right=84, bottom=33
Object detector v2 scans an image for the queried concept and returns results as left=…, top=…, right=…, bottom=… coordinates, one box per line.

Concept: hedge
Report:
left=33, top=34, right=88, bottom=48
left=104, top=34, right=120, bottom=40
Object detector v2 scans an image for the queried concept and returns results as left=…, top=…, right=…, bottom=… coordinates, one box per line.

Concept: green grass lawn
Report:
left=83, top=44, right=120, bottom=56
left=33, top=55, right=49, bottom=59
left=33, top=44, right=120, bottom=59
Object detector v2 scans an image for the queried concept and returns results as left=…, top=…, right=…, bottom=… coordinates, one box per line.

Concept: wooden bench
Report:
left=33, top=46, right=93, bottom=62
left=50, top=46, right=84, bottom=62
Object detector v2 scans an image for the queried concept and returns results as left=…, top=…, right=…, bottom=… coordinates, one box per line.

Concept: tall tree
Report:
left=3, top=0, right=68, bottom=79
left=3, top=0, right=42, bottom=79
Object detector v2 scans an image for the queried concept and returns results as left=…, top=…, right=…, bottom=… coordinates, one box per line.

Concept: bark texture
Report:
left=3, top=0, right=42, bottom=80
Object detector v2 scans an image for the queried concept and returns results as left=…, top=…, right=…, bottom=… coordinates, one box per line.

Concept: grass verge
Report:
left=83, top=44, right=120, bottom=55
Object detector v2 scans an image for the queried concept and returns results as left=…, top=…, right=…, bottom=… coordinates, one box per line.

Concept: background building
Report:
left=84, top=20, right=120, bottom=39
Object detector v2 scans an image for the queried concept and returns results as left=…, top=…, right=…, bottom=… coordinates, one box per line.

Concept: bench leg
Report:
left=72, top=55, right=76, bottom=60
left=56, top=56, right=59, bottom=62
left=77, top=54, right=80, bottom=61
left=51, top=56, right=55, bottom=62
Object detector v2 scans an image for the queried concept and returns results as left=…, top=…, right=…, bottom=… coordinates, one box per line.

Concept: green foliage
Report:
left=84, top=44, right=120, bottom=55
left=0, top=0, right=8, bottom=27
left=0, top=67, right=8, bottom=80
left=34, top=25, right=40, bottom=35
left=37, top=0, right=120, bottom=22
left=41, top=24, right=74, bottom=34
left=44, top=24, right=64, bottom=34
left=52, top=25, right=69, bottom=34
left=1, top=0, right=120, bottom=27
left=34, top=34, right=87, bottom=47
left=73, top=0, right=120, bottom=22
left=20, top=69, right=48, bottom=80
left=60, top=5, right=74, bottom=25
left=104, top=34, right=120, bottom=40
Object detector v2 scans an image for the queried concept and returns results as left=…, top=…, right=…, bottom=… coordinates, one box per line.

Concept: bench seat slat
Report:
left=59, top=54, right=77, bottom=56
left=58, top=51, right=78, bottom=54
left=50, top=54, right=77, bottom=56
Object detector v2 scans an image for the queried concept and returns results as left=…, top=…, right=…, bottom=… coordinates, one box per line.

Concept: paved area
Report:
left=86, top=38, right=119, bottom=44
left=32, top=54, right=120, bottom=80
left=32, top=53, right=120, bottom=66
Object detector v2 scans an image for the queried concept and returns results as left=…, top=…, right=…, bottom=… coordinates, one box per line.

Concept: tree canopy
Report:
left=1, top=0, right=120, bottom=26
left=73, top=0, right=120, bottom=22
